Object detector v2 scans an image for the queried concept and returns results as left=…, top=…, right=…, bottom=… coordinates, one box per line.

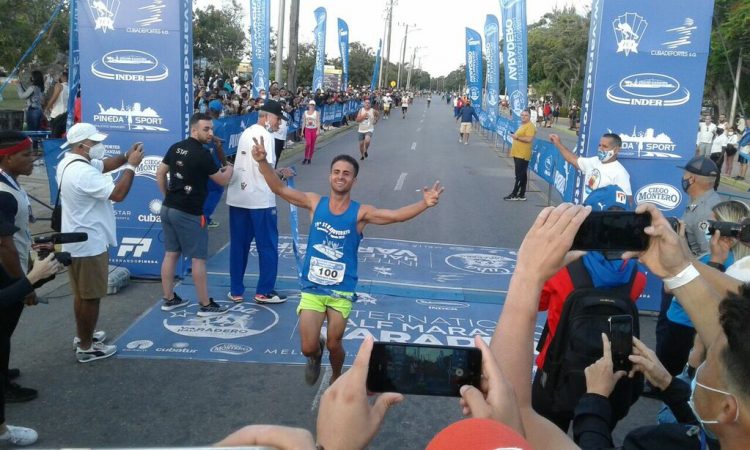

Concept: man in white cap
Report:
left=57, top=123, right=144, bottom=363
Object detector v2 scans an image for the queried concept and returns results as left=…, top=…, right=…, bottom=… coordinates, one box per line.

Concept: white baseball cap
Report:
left=62, top=123, right=108, bottom=148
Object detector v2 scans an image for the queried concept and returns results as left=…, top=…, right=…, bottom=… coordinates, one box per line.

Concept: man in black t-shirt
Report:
left=156, top=113, right=234, bottom=317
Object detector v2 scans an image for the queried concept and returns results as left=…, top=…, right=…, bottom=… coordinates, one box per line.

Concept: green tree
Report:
left=0, top=0, right=68, bottom=71
left=193, top=0, right=246, bottom=74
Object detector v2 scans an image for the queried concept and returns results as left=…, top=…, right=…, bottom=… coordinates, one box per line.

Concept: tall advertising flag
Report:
left=499, top=0, right=528, bottom=127
left=484, top=15, right=500, bottom=130
left=574, top=0, right=714, bottom=311
left=465, top=28, right=483, bottom=111
left=370, top=39, right=382, bottom=91
left=338, top=19, right=350, bottom=91
left=250, top=0, right=270, bottom=97
left=66, top=0, right=79, bottom=130
left=77, top=0, right=193, bottom=277
left=313, top=7, right=327, bottom=92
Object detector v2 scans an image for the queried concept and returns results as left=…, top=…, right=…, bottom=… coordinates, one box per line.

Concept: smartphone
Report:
left=572, top=211, right=651, bottom=251
left=367, top=342, right=482, bottom=397
left=608, top=315, right=633, bottom=372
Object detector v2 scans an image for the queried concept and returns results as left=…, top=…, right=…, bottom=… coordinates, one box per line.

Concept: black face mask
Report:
left=681, top=177, right=693, bottom=193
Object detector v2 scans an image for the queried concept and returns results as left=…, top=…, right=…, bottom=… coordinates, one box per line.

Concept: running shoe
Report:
left=207, top=219, right=220, bottom=229
left=254, top=291, right=287, bottom=304
left=162, top=292, right=188, bottom=311
left=227, top=292, right=244, bottom=303
left=72, top=330, right=107, bottom=348
left=0, top=425, right=38, bottom=446
left=197, top=299, right=228, bottom=317
left=305, top=336, right=326, bottom=385
left=76, top=342, right=117, bottom=363
left=503, top=194, right=517, bottom=201
left=516, top=196, right=527, bottom=201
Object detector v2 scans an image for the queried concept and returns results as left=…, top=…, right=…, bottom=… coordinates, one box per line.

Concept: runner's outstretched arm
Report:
left=252, top=136, right=319, bottom=211
left=360, top=181, right=443, bottom=226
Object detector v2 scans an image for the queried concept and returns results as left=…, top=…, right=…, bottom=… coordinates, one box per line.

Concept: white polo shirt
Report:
left=578, top=156, right=632, bottom=201
left=226, top=124, right=277, bottom=209
left=56, top=153, right=116, bottom=257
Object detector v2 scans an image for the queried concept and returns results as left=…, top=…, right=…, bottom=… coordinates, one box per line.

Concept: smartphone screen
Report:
left=609, top=315, right=633, bottom=372
left=367, top=342, right=482, bottom=397
left=572, top=211, right=651, bottom=251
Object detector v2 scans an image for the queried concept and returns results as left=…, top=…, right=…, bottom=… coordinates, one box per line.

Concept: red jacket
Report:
left=535, top=265, right=646, bottom=370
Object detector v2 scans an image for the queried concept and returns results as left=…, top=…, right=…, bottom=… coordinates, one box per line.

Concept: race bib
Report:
left=308, top=256, right=346, bottom=285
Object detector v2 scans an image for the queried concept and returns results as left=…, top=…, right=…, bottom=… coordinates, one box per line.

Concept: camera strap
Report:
left=54, top=158, right=88, bottom=209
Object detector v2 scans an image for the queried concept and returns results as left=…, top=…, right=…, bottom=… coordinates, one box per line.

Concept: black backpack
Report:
left=534, top=258, right=643, bottom=419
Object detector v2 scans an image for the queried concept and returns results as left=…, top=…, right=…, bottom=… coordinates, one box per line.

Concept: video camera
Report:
left=34, top=232, right=88, bottom=266
left=706, top=219, right=750, bottom=244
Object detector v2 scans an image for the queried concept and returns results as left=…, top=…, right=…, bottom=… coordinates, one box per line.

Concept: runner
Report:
left=355, top=99, right=378, bottom=161
left=426, top=94, right=431, bottom=108
left=249, top=147, right=444, bottom=385
left=401, top=93, right=410, bottom=119
left=382, top=93, right=392, bottom=119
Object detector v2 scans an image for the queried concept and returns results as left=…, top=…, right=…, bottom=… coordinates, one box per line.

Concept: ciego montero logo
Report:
left=91, top=50, right=169, bottom=82
left=635, top=183, right=682, bottom=210
left=134, top=156, right=162, bottom=180
left=606, top=73, right=690, bottom=107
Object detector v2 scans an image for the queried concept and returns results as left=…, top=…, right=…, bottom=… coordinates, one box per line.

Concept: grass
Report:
left=0, top=84, right=27, bottom=111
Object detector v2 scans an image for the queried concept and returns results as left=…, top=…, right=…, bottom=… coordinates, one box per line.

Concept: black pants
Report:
left=511, top=157, right=529, bottom=197
left=0, top=302, right=23, bottom=423
left=274, top=138, right=285, bottom=168
left=656, top=318, right=696, bottom=376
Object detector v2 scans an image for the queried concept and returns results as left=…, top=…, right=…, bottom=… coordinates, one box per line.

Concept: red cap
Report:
left=426, top=418, right=532, bottom=450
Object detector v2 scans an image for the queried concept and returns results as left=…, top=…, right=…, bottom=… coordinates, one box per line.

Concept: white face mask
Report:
left=85, top=142, right=106, bottom=160
left=687, top=362, right=739, bottom=436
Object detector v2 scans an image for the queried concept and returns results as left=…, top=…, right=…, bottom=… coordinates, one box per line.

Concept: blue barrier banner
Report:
left=67, top=0, right=79, bottom=130
left=574, top=0, right=714, bottom=209
left=370, top=39, right=382, bottom=91
left=78, top=0, right=193, bottom=277
left=335, top=103, right=343, bottom=121
left=499, top=0, right=528, bottom=127
left=321, top=104, right=336, bottom=124
left=484, top=15, right=500, bottom=131
left=495, top=116, right=513, bottom=146
left=465, top=28, right=483, bottom=110
left=338, top=19, right=349, bottom=91
left=212, top=112, right=258, bottom=156
left=313, top=7, right=327, bottom=92
left=250, top=0, right=270, bottom=97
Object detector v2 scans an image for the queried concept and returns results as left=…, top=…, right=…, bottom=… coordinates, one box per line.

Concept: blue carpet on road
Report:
left=115, top=236, right=543, bottom=365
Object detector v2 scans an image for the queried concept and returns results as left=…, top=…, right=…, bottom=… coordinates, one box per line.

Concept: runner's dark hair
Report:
left=331, top=154, right=359, bottom=177
left=603, top=132, right=622, bottom=148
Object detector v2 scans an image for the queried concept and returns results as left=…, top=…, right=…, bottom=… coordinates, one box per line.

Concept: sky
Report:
left=196, top=0, right=590, bottom=77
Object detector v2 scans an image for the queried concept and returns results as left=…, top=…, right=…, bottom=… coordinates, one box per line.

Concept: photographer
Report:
left=0, top=215, right=62, bottom=446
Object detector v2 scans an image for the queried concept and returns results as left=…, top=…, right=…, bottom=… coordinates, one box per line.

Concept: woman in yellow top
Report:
left=504, top=109, right=536, bottom=201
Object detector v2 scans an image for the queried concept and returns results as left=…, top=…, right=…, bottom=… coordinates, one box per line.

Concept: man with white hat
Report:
left=57, top=123, right=144, bottom=363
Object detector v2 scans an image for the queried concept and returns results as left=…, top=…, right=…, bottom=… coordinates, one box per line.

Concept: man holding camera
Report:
left=58, top=123, right=144, bottom=363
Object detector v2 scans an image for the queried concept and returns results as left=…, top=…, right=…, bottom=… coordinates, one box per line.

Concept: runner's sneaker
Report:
left=162, top=292, right=188, bottom=311
left=0, top=425, right=38, bottom=446
left=227, top=291, right=244, bottom=303
left=72, top=330, right=107, bottom=348
left=207, top=219, right=220, bottom=229
left=197, top=298, right=228, bottom=317
left=76, top=342, right=117, bottom=363
left=503, top=194, right=517, bottom=201
left=516, top=196, right=527, bottom=201
left=254, top=291, right=287, bottom=304
left=305, top=336, right=326, bottom=385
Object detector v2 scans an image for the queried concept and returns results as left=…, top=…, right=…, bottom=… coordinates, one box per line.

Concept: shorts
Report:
left=69, top=251, right=109, bottom=299
left=160, top=205, right=208, bottom=259
left=459, top=122, right=472, bottom=133
left=358, top=131, right=373, bottom=141
left=740, top=153, right=749, bottom=164
left=298, top=291, right=354, bottom=319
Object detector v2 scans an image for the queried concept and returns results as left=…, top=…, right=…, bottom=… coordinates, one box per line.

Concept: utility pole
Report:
left=406, top=46, right=417, bottom=91
left=729, top=49, right=743, bottom=124
left=383, top=0, right=395, bottom=89
left=274, top=0, right=286, bottom=84
left=377, top=20, right=387, bottom=89
left=396, top=24, right=409, bottom=89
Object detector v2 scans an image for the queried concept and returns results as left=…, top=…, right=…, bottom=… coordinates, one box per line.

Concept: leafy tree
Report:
left=0, top=0, right=68, bottom=71
left=193, top=0, right=246, bottom=74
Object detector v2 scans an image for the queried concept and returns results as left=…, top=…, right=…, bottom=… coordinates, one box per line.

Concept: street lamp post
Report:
left=397, top=23, right=418, bottom=89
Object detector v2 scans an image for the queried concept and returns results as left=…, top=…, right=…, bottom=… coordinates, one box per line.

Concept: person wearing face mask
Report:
left=57, top=123, right=144, bottom=363
left=549, top=132, right=632, bottom=204
left=722, top=127, right=739, bottom=178
left=678, top=156, right=722, bottom=259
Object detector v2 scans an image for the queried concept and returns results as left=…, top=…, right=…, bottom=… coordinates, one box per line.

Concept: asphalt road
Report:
left=13, top=97, right=663, bottom=448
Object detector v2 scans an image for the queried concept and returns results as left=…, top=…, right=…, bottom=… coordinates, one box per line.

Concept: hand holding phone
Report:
left=572, top=211, right=651, bottom=252
left=608, top=315, right=633, bottom=372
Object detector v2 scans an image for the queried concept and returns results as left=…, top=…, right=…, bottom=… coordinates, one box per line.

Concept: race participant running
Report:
left=401, top=93, right=410, bottom=119
left=426, top=94, right=431, bottom=108
left=382, top=93, right=392, bottom=119
left=250, top=147, right=444, bottom=386
left=355, top=99, right=378, bottom=160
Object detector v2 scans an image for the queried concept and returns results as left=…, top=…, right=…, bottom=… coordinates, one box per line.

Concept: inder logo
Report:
left=91, top=50, right=169, bottom=82
left=606, top=73, right=690, bottom=107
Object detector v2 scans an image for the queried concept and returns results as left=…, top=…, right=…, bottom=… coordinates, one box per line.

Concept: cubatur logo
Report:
left=91, top=50, right=169, bottom=82
left=612, top=12, right=647, bottom=56
left=163, top=303, right=279, bottom=339
left=636, top=183, right=682, bottom=210
left=606, top=73, right=690, bottom=107
left=445, top=253, right=515, bottom=274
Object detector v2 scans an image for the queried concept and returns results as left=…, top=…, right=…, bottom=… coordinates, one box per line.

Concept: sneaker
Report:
left=76, top=342, right=117, bottom=363
left=72, top=330, right=107, bottom=348
left=207, top=219, right=220, bottom=229
left=464, top=142, right=469, bottom=145
left=516, top=196, right=527, bottom=201
left=458, top=138, right=462, bottom=143
left=503, top=194, right=517, bottom=201
left=305, top=336, right=326, bottom=385
left=162, top=292, right=188, bottom=311
left=227, top=291, right=244, bottom=303
left=197, top=298, right=228, bottom=317
left=254, top=291, right=287, bottom=304
left=4, top=382, right=37, bottom=403
left=0, top=425, right=38, bottom=446
left=8, top=368, right=20, bottom=381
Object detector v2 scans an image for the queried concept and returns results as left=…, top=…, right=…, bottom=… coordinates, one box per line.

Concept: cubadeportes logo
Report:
left=635, top=183, right=682, bottom=210
left=445, top=253, right=515, bottom=274
left=91, top=50, right=169, bottom=82
left=606, top=73, right=689, bottom=107
left=134, top=156, right=162, bottom=180
left=210, top=343, right=253, bottom=355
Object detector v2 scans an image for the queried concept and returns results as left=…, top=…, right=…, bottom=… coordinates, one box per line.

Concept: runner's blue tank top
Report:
left=301, top=197, right=361, bottom=294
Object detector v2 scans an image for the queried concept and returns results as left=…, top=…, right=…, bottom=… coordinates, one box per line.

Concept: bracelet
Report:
left=123, top=164, right=137, bottom=172
left=663, top=263, right=700, bottom=290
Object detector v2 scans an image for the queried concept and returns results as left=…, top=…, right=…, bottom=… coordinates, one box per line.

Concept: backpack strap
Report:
left=567, top=258, right=593, bottom=289
left=54, top=159, right=87, bottom=208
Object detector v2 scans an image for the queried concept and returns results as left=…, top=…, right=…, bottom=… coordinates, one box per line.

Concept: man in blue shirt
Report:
left=456, top=100, right=480, bottom=145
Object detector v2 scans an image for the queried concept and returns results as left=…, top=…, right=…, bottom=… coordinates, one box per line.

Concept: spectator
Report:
left=504, top=109, right=536, bottom=201
left=12, top=71, right=45, bottom=133
left=43, top=71, right=68, bottom=138
left=456, top=99, right=480, bottom=146
left=302, top=100, right=320, bottom=165
left=697, top=115, right=717, bottom=157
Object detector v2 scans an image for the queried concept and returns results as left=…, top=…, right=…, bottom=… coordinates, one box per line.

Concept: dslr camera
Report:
left=706, top=220, right=750, bottom=243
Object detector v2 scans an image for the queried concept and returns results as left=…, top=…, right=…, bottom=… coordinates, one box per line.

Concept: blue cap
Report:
left=208, top=100, right=223, bottom=112
left=584, top=185, right=630, bottom=211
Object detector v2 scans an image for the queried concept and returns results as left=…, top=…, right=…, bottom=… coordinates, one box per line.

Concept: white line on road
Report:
left=310, top=366, right=332, bottom=411
left=394, top=172, right=408, bottom=191
left=411, top=142, right=417, bottom=151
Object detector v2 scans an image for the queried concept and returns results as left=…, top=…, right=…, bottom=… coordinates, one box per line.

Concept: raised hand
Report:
left=126, top=142, right=144, bottom=166
left=251, top=136, right=267, bottom=163
left=549, top=134, right=561, bottom=145
left=422, top=180, right=444, bottom=207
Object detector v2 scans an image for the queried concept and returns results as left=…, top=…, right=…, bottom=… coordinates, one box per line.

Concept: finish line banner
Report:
left=77, top=0, right=193, bottom=277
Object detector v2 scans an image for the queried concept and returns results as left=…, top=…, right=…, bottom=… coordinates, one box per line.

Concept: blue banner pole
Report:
left=484, top=15, right=500, bottom=131
left=312, top=7, right=327, bottom=92
left=370, top=39, right=382, bottom=91
left=250, top=0, right=270, bottom=98
left=465, top=28, right=483, bottom=112
left=499, top=0, right=528, bottom=129
left=338, top=19, right=349, bottom=92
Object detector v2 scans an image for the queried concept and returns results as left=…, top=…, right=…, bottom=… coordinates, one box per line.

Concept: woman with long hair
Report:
left=302, top=100, right=320, bottom=165
left=14, top=70, right=45, bottom=132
